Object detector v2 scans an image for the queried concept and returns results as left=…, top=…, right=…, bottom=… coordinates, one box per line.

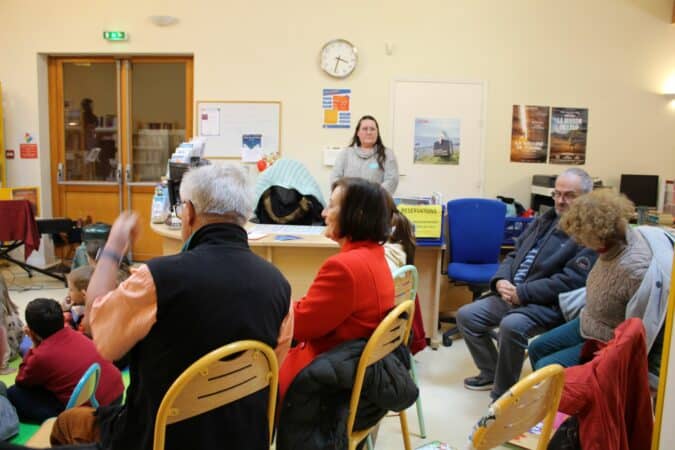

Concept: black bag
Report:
left=255, top=186, right=324, bottom=225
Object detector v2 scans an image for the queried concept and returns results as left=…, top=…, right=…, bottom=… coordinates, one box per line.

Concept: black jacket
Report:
left=491, top=209, right=596, bottom=321
left=98, top=223, right=291, bottom=450
left=277, top=339, right=418, bottom=450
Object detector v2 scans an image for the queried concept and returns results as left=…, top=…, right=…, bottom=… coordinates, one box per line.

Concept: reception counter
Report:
left=151, top=222, right=446, bottom=348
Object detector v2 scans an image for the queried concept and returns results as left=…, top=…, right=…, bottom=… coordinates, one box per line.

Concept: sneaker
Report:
left=464, top=374, right=494, bottom=391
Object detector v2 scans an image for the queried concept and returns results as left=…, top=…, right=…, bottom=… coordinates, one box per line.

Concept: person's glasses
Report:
left=175, top=200, right=191, bottom=218
left=551, top=190, right=579, bottom=201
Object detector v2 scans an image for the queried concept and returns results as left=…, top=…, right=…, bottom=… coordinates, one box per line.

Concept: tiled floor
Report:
left=2, top=264, right=521, bottom=449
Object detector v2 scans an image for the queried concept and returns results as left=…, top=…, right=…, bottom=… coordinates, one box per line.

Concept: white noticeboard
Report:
left=391, top=79, right=486, bottom=199
left=196, top=101, right=281, bottom=159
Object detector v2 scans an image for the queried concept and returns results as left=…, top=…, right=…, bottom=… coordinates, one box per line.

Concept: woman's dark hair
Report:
left=384, top=191, right=416, bottom=264
left=25, top=298, right=64, bottom=340
left=331, top=177, right=391, bottom=243
left=349, top=115, right=386, bottom=171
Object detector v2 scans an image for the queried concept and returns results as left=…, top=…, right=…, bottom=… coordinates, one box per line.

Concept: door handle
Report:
left=57, top=162, right=64, bottom=182
left=116, top=166, right=122, bottom=184
left=125, top=164, right=132, bottom=182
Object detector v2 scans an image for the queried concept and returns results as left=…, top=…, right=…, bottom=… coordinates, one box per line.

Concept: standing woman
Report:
left=330, top=115, right=399, bottom=194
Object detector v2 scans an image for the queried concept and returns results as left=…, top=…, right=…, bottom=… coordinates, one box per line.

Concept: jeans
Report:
left=528, top=317, right=584, bottom=370
left=456, top=294, right=563, bottom=400
left=7, top=384, right=64, bottom=423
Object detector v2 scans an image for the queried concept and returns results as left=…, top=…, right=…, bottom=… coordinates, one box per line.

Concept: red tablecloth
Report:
left=0, top=200, right=40, bottom=259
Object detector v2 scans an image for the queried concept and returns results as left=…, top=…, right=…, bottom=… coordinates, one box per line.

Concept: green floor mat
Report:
left=9, top=423, right=40, bottom=445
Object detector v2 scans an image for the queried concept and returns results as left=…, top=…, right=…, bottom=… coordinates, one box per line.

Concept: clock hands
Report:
left=333, top=56, right=348, bottom=73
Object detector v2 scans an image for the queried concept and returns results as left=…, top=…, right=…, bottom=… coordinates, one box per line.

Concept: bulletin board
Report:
left=196, top=101, right=281, bottom=159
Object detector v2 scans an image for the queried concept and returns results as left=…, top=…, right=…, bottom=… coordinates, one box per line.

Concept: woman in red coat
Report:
left=279, top=178, right=395, bottom=400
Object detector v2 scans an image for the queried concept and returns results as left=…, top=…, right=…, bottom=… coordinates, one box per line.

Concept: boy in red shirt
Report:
left=7, top=298, right=124, bottom=423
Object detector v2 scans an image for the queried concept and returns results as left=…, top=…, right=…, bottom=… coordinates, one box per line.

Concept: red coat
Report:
left=279, top=240, right=395, bottom=400
left=559, top=318, right=653, bottom=450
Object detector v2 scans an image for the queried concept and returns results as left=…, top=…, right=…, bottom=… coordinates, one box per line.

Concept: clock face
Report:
left=320, top=39, right=358, bottom=78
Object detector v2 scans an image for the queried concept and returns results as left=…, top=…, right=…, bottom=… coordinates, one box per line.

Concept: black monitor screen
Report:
left=619, top=174, right=659, bottom=208
left=168, top=162, right=190, bottom=206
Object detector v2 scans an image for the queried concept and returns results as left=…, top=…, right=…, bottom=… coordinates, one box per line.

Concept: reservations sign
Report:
left=398, top=205, right=442, bottom=239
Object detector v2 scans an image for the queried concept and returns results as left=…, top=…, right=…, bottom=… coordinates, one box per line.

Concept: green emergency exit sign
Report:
left=103, top=31, right=128, bottom=41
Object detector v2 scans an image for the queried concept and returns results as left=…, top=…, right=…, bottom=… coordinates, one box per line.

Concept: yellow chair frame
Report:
left=152, top=340, right=279, bottom=450
left=346, top=300, right=415, bottom=450
left=469, top=364, right=565, bottom=450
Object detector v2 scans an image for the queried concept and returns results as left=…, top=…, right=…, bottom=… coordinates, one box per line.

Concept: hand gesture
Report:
left=108, top=211, right=140, bottom=253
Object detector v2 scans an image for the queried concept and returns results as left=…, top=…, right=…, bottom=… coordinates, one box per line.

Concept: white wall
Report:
left=0, top=0, right=674, bottom=209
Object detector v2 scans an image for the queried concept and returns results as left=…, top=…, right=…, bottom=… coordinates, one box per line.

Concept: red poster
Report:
left=20, top=143, right=38, bottom=159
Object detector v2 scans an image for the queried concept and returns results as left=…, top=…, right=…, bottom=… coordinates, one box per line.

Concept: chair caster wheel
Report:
left=442, top=334, right=453, bottom=347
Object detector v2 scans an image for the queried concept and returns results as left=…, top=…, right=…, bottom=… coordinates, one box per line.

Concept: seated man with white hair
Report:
left=49, top=164, right=292, bottom=450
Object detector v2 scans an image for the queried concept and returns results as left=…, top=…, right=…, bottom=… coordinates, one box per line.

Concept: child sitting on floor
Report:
left=0, top=277, right=24, bottom=375
left=61, top=265, right=94, bottom=331
left=7, top=298, right=124, bottom=423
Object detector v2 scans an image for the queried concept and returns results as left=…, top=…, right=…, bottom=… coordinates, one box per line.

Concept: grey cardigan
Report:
left=329, top=146, right=399, bottom=194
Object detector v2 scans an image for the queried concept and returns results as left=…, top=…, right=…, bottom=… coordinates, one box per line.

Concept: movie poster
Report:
left=549, top=107, right=588, bottom=165
left=510, top=105, right=549, bottom=163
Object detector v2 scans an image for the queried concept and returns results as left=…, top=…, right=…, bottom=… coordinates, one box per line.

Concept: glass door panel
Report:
left=130, top=62, right=186, bottom=182
left=62, top=62, right=118, bottom=182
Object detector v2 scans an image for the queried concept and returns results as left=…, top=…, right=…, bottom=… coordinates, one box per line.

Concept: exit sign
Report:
left=103, top=31, right=128, bottom=41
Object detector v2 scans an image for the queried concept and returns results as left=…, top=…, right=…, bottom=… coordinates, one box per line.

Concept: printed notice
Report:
left=398, top=205, right=443, bottom=239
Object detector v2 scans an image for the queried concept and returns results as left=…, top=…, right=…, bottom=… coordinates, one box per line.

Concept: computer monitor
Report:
left=168, top=162, right=190, bottom=207
left=619, top=174, right=659, bottom=208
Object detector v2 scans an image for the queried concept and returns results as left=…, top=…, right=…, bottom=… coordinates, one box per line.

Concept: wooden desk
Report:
left=151, top=223, right=445, bottom=348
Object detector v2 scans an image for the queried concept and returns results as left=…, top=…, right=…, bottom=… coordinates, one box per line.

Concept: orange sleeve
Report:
left=293, top=257, right=355, bottom=341
left=90, top=264, right=157, bottom=362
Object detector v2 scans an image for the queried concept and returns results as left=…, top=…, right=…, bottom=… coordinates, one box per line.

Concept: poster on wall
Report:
left=413, top=117, right=460, bottom=165
left=322, top=88, right=351, bottom=128
left=549, top=107, right=588, bottom=165
left=241, top=134, right=263, bottom=162
left=510, top=105, right=549, bottom=163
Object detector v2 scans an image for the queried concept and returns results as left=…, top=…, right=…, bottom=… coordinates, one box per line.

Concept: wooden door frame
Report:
left=48, top=55, right=193, bottom=261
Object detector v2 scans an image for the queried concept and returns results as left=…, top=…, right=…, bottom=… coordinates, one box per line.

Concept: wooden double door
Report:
left=48, top=56, right=193, bottom=260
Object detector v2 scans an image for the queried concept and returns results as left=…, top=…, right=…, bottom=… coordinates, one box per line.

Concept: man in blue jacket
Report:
left=457, top=168, right=597, bottom=401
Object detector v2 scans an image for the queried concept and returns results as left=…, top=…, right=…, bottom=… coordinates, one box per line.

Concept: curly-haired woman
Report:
left=528, top=189, right=652, bottom=370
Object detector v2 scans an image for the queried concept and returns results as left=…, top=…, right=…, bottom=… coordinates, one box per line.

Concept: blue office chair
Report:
left=441, top=198, right=506, bottom=347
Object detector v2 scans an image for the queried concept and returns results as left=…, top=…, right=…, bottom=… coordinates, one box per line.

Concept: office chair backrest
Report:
left=346, top=300, right=415, bottom=450
left=447, top=198, right=506, bottom=265
left=393, top=265, right=418, bottom=305
left=469, top=364, right=565, bottom=450
left=152, top=340, right=279, bottom=450
left=66, top=362, right=101, bottom=409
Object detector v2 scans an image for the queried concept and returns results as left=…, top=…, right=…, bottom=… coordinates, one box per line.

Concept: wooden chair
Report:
left=392, top=265, right=426, bottom=439
left=153, top=340, right=278, bottom=450
left=26, top=362, right=101, bottom=447
left=347, top=300, right=415, bottom=450
left=468, top=364, right=565, bottom=450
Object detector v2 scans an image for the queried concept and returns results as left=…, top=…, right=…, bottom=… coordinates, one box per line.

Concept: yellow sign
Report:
left=398, top=204, right=443, bottom=239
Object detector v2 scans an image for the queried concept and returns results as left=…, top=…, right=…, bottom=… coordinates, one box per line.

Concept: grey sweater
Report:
left=330, top=146, right=399, bottom=194
left=580, top=227, right=652, bottom=342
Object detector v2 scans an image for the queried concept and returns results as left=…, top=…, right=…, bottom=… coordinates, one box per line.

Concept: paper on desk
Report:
left=249, top=224, right=326, bottom=236
left=247, top=231, right=267, bottom=240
